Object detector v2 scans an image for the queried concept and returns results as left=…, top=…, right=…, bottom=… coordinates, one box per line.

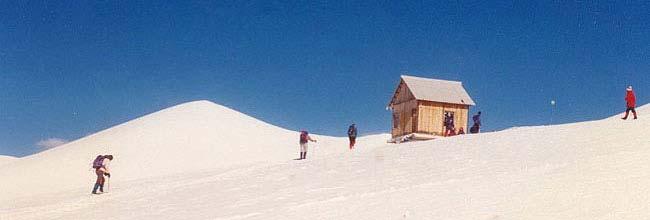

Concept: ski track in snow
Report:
left=1, top=101, right=650, bottom=219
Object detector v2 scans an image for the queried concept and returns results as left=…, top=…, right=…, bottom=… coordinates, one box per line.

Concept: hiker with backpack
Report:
left=347, top=123, right=357, bottom=150
left=622, top=86, right=638, bottom=120
left=470, top=111, right=481, bottom=134
left=91, top=155, right=114, bottom=194
left=299, top=131, right=317, bottom=160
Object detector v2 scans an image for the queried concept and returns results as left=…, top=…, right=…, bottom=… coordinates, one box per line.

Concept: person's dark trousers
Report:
left=622, top=107, right=637, bottom=119
left=349, top=136, right=356, bottom=149
left=92, top=183, right=101, bottom=194
left=92, top=168, right=105, bottom=194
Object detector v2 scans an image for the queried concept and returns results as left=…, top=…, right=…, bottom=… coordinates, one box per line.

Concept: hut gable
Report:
left=389, top=79, right=416, bottom=106
left=398, top=75, right=475, bottom=106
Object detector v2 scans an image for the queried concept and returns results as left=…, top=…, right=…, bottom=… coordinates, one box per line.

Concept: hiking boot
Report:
left=91, top=183, right=101, bottom=194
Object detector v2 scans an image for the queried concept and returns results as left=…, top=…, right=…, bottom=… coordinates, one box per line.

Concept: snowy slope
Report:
left=2, top=103, right=649, bottom=220
left=0, top=100, right=380, bottom=200
left=0, top=155, right=16, bottom=167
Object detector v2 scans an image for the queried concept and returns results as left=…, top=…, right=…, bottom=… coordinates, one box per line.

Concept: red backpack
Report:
left=92, top=155, right=105, bottom=169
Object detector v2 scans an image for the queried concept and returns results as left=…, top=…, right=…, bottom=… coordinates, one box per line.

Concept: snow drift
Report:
left=1, top=101, right=649, bottom=220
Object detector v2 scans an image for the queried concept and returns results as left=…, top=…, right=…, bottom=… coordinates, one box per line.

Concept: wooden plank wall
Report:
left=391, top=99, right=417, bottom=137
left=417, top=101, right=444, bottom=135
left=390, top=81, right=418, bottom=137
left=417, top=101, right=469, bottom=135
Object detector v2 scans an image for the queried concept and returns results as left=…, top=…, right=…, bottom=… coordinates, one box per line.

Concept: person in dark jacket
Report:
left=347, top=123, right=357, bottom=150
left=470, top=111, right=481, bottom=134
left=622, top=86, right=637, bottom=120
left=443, top=113, right=450, bottom=135
left=444, top=113, right=455, bottom=137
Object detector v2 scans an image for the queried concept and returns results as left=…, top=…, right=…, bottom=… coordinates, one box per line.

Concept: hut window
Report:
left=393, top=113, right=399, bottom=129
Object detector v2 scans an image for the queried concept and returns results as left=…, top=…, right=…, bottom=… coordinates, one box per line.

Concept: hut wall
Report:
left=391, top=100, right=418, bottom=137
left=417, top=101, right=469, bottom=135
left=417, top=101, right=444, bottom=135
left=390, top=81, right=418, bottom=137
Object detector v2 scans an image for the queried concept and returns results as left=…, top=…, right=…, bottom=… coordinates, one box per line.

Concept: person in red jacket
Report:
left=622, top=85, right=637, bottom=120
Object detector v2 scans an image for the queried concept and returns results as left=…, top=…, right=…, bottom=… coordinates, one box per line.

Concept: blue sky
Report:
left=1, top=1, right=648, bottom=157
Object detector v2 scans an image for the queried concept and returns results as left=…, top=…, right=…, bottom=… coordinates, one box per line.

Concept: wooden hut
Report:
left=388, top=75, right=475, bottom=140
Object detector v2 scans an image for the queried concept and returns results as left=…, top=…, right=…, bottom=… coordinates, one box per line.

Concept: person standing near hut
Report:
left=444, top=113, right=455, bottom=136
left=470, top=111, right=481, bottom=134
left=299, top=131, right=317, bottom=160
left=347, top=123, right=357, bottom=150
left=622, top=86, right=638, bottom=120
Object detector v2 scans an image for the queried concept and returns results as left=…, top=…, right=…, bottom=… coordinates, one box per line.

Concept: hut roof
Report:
left=393, top=75, right=475, bottom=106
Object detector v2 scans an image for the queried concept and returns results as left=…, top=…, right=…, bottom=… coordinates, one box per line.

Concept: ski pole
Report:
left=106, top=176, right=110, bottom=193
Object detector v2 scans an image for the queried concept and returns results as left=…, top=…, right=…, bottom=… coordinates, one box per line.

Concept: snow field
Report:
left=1, top=101, right=649, bottom=219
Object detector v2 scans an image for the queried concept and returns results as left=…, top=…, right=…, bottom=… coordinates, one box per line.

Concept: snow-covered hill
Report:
left=0, top=155, right=16, bottom=167
left=1, top=101, right=649, bottom=220
left=0, top=100, right=386, bottom=200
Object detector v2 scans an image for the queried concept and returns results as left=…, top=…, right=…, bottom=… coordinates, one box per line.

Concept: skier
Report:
left=347, top=123, right=357, bottom=150
left=299, top=131, right=317, bottom=160
left=470, top=111, right=481, bottom=134
left=622, top=86, right=637, bottom=120
left=91, top=155, right=113, bottom=194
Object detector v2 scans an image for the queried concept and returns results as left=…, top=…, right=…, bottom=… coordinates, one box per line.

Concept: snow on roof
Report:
left=399, top=75, right=475, bottom=106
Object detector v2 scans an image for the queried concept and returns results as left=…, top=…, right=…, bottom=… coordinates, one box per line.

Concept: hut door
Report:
left=400, top=113, right=408, bottom=135
left=411, top=108, right=418, bottom=133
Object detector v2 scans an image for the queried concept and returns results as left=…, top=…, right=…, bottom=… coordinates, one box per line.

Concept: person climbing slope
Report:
left=91, top=154, right=113, bottom=194
left=347, top=123, right=357, bottom=150
left=622, top=86, right=638, bottom=120
left=299, top=131, right=317, bottom=160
